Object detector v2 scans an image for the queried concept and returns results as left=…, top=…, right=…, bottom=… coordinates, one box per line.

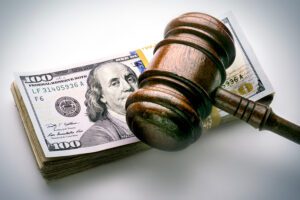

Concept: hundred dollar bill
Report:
left=203, top=13, right=274, bottom=128
left=14, top=53, right=146, bottom=158
left=11, top=12, right=274, bottom=178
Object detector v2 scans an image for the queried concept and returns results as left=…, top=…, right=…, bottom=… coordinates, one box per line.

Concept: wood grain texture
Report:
left=126, top=12, right=300, bottom=151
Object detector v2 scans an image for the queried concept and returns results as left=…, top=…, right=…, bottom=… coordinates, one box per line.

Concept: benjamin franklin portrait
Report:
left=80, top=61, right=138, bottom=147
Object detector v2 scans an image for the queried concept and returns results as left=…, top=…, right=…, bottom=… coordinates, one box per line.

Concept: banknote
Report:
left=14, top=53, right=145, bottom=158
left=221, top=13, right=273, bottom=99
left=13, top=12, right=274, bottom=159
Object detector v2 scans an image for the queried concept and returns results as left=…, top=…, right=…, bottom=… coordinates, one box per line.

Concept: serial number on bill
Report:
left=31, top=81, right=85, bottom=94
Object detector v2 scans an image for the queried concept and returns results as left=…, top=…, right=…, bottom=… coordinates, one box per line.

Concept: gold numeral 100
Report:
left=24, top=74, right=53, bottom=83
left=52, top=140, right=81, bottom=150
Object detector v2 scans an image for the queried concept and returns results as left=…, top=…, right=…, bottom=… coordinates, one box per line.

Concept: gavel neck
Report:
left=211, top=87, right=300, bottom=144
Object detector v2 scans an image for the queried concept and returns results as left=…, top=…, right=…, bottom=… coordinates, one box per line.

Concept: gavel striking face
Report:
left=126, top=12, right=300, bottom=151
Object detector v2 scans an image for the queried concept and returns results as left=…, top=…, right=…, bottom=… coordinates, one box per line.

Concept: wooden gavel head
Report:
left=126, top=12, right=236, bottom=151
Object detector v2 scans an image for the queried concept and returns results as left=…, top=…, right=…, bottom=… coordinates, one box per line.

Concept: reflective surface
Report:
left=1, top=1, right=300, bottom=200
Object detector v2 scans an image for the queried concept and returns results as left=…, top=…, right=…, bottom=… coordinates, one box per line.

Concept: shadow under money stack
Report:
left=11, top=13, right=274, bottom=180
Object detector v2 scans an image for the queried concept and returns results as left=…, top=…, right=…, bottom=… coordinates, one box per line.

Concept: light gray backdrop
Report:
left=0, top=0, right=299, bottom=200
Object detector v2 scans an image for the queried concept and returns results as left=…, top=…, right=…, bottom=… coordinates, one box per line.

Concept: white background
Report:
left=1, top=1, right=300, bottom=200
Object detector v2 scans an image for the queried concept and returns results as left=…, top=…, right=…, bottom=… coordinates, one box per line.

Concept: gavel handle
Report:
left=212, top=87, right=300, bottom=144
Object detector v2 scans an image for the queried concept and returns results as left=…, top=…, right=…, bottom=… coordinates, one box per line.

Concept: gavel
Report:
left=126, top=12, right=300, bottom=151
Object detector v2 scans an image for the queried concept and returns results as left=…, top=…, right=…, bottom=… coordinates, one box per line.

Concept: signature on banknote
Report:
left=46, top=122, right=82, bottom=137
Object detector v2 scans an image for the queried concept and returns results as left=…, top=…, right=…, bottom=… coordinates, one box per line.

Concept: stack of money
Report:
left=11, top=13, right=274, bottom=180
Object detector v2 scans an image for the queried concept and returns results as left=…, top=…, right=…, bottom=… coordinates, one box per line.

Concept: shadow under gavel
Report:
left=126, top=12, right=300, bottom=151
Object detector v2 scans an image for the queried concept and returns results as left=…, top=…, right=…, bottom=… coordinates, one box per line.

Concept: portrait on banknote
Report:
left=80, top=61, right=139, bottom=147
